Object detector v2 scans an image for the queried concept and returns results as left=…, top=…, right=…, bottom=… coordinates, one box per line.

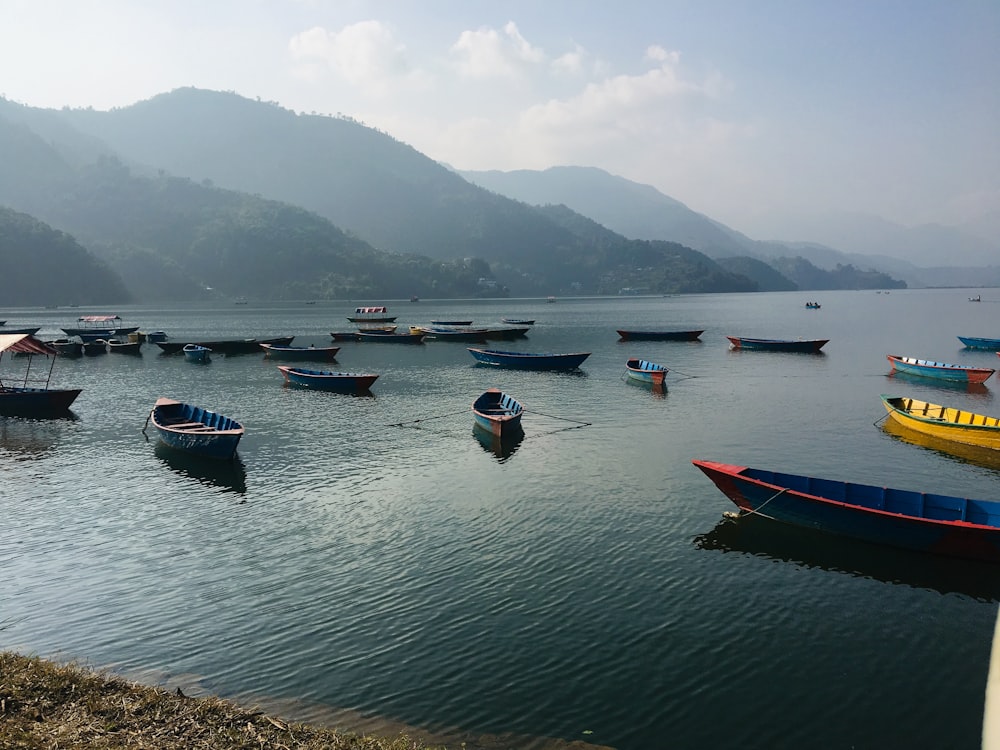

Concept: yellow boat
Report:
left=880, top=395, right=1000, bottom=450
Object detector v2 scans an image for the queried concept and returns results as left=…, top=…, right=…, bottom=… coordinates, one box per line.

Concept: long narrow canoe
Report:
left=260, top=343, right=341, bottom=361
left=880, top=394, right=1000, bottom=450
left=148, top=398, right=244, bottom=460
left=472, top=388, right=524, bottom=438
left=617, top=329, right=703, bottom=341
left=727, top=336, right=828, bottom=353
left=958, top=336, right=1000, bottom=351
left=887, top=354, right=995, bottom=384
left=157, top=336, right=294, bottom=355
left=277, top=365, right=379, bottom=393
left=693, top=459, right=1000, bottom=562
left=625, top=358, right=668, bottom=387
left=467, top=348, right=591, bottom=370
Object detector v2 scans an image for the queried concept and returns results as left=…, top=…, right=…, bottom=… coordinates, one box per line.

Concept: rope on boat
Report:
left=524, top=409, right=592, bottom=428
left=872, top=411, right=889, bottom=427
left=141, top=410, right=152, bottom=435
left=741, top=488, right=788, bottom=518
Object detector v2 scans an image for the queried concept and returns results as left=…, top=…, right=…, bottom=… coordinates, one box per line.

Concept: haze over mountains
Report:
left=0, top=87, right=990, bottom=305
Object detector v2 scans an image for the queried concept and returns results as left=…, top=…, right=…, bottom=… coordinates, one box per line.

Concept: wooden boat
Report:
left=501, top=318, right=534, bottom=326
left=145, top=331, right=169, bottom=343
left=106, top=338, right=142, bottom=354
left=693, top=459, right=1000, bottom=562
left=156, top=336, right=294, bottom=355
left=0, top=334, right=82, bottom=415
left=182, top=343, right=211, bottom=363
left=146, top=397, right=244, bottom=460
left=411, top=326, right=487, bottom=342
left=431, top=320, right=473, bottom=326
left=81, top=339, right=107, bottom=356
left=260, top=342, right=340, bottom=361
left=726, top=336, right=828, bottom=353
left=480, top=326, right=530, bottom=340
left=48, top=338, right=83, bottom=357
left=617, top=329, right=703, bottom=341
left=805, top=302, right=821, bottom=309
left=472, top=388, right=524, bottom=438
left=467, top=348, right=591, bottom=370
left=346, top=306, right=396, bottom=323
left=887, top=354, right=994, bottom=384
left=958, top=336, right=1000, bottom=351
left=0, top=326, right=42, bottom=335
left=329, top=331, right=360, bottom=342
left=276, top=365, right=379, bottom=393
left=880, top=395, right=1000, bottom=451
left=356, top=330, right=425, bottom=343
left=61, top=314, right=139, bottom=339
left=625, top=358, right=669, bottom=387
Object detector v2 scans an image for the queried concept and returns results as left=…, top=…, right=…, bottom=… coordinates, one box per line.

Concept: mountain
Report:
left=0, top=207, right=132, bottom=306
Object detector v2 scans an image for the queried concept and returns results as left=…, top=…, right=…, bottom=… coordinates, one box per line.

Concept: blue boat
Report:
left=467, top=348, right=591, bottom=370
left=693, top=459, right=1000, bottom=562
left=472, top=388, right=524, bottom=438
left=887, top=354, right=994, bottom=384
left=357, top=330, right=425, bottom=344
left=183, top=343, right=211, bottom=363
left=277, top=365, right=379, bottom=394
left=958, top=336, right=1000, bottom=351
left=625, top=358, right=669, bottom=387
left=146, top=397, right=244, bottom=460
left=727, top=336, right=828, bottom=353
left=617, top=329, right=703, bottom=341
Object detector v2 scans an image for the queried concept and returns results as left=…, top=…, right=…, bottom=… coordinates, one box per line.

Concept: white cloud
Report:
left=288, top=21, right=426, bottom=96
left=450, top=21, right=545, bottom=79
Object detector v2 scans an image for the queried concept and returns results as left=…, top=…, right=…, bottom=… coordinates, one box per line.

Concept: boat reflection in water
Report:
left=0, top=412, right=78, bottom=459
left=153, top=442, right=248, bottom=495
left=880, top=417, right=1000, bottom=472
left=886, top=370, right=990, bottom=397
left=472, top=425, right=524, bottom=462
left=695, top=512, right=1000, bottom=603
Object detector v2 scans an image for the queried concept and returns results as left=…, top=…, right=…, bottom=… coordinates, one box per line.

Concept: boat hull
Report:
left=880, top=395, right=1000, bottom=450
left=277, top=366, right=379, bottom=393
left=149, top=398, right=244, bottom=460
left=693, top=459, right=1000, bottom=562
left=0, top=387, right=82, bottom=415
left=260, top=344, right=341, bottom=361
left=887, top=355, right=994, bottom=383
left=727, top=336, right=828, bottom=353
left=356, top=331, right=425, bottom=344
left=467, top=348, right=591, bottom=370
left=617, top=329, right=703, bottom=341
left=625, top=358, right=668, bottom=387
left=472, top=388, right=524, bottom=438
left=958, top=336, right=1000, bottom=351
left=183, top=345, right=211, bottom=363
left=158, top=336, right=294, bottom=355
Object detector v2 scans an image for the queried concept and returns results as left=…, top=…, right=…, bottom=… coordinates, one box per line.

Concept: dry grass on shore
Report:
left=0, top=651, right=432, bottom=749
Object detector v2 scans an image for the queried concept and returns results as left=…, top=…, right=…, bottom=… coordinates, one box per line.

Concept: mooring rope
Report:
left=385, top=409, right=469, bottom=427
left=523, top=409, right=592, bottom=427
left=741, top=487, right=788, bottom=518
left=873, top=411, right=889, bottom=427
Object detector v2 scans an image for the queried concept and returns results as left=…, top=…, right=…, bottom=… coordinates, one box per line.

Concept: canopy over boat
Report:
left=0, top=333, right=57, bottom=356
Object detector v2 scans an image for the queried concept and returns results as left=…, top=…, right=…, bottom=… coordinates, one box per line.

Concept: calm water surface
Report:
left=2, top=289, right=1000, bottom=749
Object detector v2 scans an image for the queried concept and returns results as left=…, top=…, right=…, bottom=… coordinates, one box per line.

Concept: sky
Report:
left=1, top=0, right=998, bottom=238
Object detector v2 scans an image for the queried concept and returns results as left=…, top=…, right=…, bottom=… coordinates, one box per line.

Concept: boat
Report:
left=81, top=339, right=107, bottom=356
left=0, top=333, right=82, bottom=415
left=886, top=354, right=994, bottom=384
left=616, top=329, right=703, bottom=341
left=472, top=388, right=524, bottom=438
left=329, top=331, right=360, bottom=342
left=726, top=336, right=828, bottom=353
left=276, top=365, right=379, bottom=394
left=625, top=358, right=669, bottom=387
left=106, top=338, right=142, bottom=354
left=0, top=326, right=42, bottom=335
left=692, top=459, right=1000, bottom=563
left=346, top=306, right=396, bottom=323
left=805, top=302, right=821, bottom=309
left=971, top=295, right=982, bottom=302
left=260, top=342, right=341, bottom=361
left=182, top=344, right=212, bottom=363
left=480, top=326, right=530, bottom=340
left=467, top=348, right=591, bottom=370
left=48, top=338, right=83, bottom=357
left=958, top=336, right=1000, bottom=351
left=156, top=336, right=294, bottom=355
left=501, top=318, right=535, bottom=326
left=146, top=397, right=244, bottom=460
left=431, top=320, right=473, bottom=326
left=411, top=326, right=487, bottom=342
left=61, top=314, right=139, bottom=339
left=356, top=330, right=425, bottom=344
left=880, top=395, right=1000, bottom=451
left=145, top=331, right=169, bottom=343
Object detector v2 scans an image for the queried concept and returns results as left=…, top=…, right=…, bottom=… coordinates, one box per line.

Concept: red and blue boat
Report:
left=617, top=329, right=703, bottom=341
left=146, top=397, right=244, bottom=460
left=726, top=336, right=828, bottom=353
left=958, top=336, right=1000, bottom=351
left=467, top=348, right=591, bottom=370
left=887, top=354, right=994, bottom=384
left=472, top=388, right=524, bottom=438
left=693, top=459, right=1000, bottom=562
left=277, top=365, right=379, bottom=394
left=625, top=358, right=669, bottom=387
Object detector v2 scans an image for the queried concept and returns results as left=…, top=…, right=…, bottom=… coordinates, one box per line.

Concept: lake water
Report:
left=2, top=289, right=1000, bottom=749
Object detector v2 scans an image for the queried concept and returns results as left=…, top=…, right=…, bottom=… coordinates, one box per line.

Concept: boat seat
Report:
left=165, top=421, right=209, bottom=429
